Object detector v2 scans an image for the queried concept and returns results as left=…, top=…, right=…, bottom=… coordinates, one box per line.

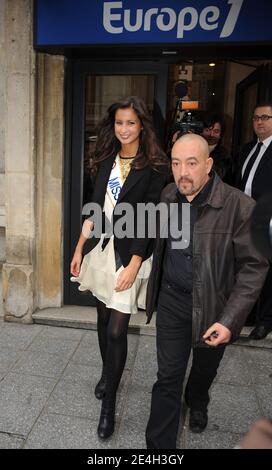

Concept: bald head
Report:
left=171, top=132, right=213, bottom=201
left=173, top=133, right=210, bottom=159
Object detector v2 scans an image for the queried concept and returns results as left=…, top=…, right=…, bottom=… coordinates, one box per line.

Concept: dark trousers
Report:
left=146, top=285, right=225, bottom=449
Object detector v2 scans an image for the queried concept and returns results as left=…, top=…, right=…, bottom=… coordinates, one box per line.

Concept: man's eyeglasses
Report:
left=252, top=115, right=272, bottom=122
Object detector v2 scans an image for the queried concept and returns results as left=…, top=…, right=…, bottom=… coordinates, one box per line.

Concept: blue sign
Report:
left=35, top=0, right=272, bottom=46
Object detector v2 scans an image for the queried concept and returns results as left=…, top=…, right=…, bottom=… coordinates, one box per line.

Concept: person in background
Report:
left=201, top=113, right=231, bottom=181
left=235, top=102, right=272, bottom=340
left=71, top=96, right=168, bottom=440
left=145, top=133, right=268, bottom=449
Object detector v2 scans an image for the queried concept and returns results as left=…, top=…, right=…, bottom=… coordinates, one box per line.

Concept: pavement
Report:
left=0, top=315, right=271, bottom=449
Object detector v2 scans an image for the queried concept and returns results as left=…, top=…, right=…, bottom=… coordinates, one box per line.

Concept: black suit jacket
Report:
left=236, top=140, right=272, bottom=201
left=83, top=154, right=168, bottom=267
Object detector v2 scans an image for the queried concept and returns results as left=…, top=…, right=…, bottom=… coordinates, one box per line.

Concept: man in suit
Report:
left=236, top=102, right=272, bottom=339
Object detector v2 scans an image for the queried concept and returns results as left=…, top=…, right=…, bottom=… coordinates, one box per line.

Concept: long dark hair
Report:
left=202, top=112, right=226, bottom=138
left=90, top=96, right=168, bottom=174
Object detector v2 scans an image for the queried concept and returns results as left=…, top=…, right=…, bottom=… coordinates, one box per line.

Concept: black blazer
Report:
left=236, top=140, right=272, bottom=201
left=83, top=154, right=168, bottom=267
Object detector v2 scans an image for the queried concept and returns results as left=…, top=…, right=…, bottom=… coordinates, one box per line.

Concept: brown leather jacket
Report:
left=146, top=173, right=269, bottom=347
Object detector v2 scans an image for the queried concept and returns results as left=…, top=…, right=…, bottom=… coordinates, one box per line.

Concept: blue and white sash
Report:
left=107, top=154, right=123, bottom=207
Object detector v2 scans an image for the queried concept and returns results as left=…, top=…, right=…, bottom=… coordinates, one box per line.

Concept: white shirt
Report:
left=242, top=135, right=272, bottom=197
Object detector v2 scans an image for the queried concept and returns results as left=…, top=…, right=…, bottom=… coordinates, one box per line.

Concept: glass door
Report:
left=232, top=64, right=272, bottom=158
left=83, top=74, right=156, bottom=205
left=64, top=60, right=168, bottom=306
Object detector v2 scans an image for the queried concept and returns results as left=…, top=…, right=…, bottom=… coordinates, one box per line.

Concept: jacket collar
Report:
left=203, top=172, right=224, bottom=209
left=119, top=166, right=149, bottom=201
left=99, top=153, right=149, bottom=202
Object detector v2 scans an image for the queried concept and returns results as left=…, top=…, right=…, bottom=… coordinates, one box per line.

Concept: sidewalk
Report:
left=0, top=317, right=271, bottom=449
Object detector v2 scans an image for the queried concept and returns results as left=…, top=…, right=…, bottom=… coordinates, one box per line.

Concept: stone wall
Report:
left=2, top=0, right=66, bottom=322
left=2, top=0, right=36, bottom=322
left=35, top=54, right=65, bottom=309
left=0, top=0, right=7, bottom=259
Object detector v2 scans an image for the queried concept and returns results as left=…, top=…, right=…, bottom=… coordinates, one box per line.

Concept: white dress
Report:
left=71, top=156, right=152, bottom=314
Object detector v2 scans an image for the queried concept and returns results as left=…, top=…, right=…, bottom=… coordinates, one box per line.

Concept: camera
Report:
left=167, top=80, right=204, bottom=151
left=172, top=103, right=204, bottom=136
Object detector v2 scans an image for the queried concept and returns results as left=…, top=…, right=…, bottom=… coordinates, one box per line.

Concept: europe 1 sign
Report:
left=35, top=0, right=272, bottom=46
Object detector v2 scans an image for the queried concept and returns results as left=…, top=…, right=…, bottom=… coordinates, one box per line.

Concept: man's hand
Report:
left=239, top=418, right=272, bottom=449
left=203, top=322, right=231, bottom=346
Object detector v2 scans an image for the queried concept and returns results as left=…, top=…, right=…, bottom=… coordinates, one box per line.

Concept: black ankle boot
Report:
left=97, top=399, right=115, bottom=439
left=95, top=370, right=107, bottom=400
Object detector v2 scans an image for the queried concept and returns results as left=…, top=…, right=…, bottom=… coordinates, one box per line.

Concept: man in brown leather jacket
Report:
left=145, top=133, right=268, bottom=449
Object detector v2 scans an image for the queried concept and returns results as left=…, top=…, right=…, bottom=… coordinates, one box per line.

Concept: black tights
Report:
left=96, top=299, right=131, bottom=404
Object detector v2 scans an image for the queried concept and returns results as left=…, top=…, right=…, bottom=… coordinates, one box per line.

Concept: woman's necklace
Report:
left=119, top=153, right=136, bottom=159
left=119, top=154, right=135, bottom=181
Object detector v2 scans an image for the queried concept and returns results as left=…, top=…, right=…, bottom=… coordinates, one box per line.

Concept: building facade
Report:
left=1, top=0, right=272, bottom=323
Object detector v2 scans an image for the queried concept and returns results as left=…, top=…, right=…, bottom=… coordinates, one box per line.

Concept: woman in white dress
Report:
left=70, top=96, right=168, bottom=439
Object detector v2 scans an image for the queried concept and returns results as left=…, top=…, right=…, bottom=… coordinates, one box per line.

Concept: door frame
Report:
left=232, top=64, right=272, bottom=158
left=63, top=59, right=169, bottom=306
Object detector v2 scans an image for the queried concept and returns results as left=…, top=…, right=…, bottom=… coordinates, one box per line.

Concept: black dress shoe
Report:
left=97, top=406, right=115, bottom=439
left=95, top=375, right=107, bottom=400
left=189, top=409, right=208, bottom=433
left=249, top=324, right=271, bottom=340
